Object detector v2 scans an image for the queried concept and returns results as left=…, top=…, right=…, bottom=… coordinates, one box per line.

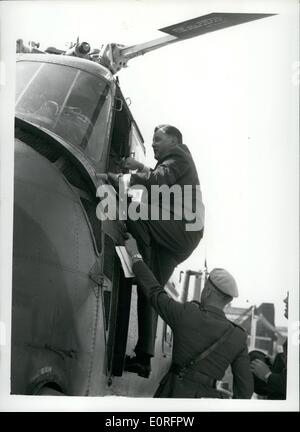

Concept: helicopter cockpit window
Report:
left=15, top=61, right=112, bottom=163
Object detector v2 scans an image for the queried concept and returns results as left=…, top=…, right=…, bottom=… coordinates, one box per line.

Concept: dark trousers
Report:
left=126, top=218, right=203, bottom=357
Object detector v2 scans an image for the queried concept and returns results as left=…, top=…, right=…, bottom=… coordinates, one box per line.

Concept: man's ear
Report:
left=206, top=285, right=213, bottom=298
left=171, top=136, right=179, bottom=146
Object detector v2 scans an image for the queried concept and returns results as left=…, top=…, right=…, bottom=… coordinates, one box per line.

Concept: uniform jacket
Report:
left=132, top=260, right=254, bottom=399
left=266, top=340, right=287, bottom=399
left=130, top=144, right=205, bottom=229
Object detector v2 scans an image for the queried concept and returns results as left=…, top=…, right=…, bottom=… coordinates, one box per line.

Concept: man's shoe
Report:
left=124, top=355, right=151, bottom=378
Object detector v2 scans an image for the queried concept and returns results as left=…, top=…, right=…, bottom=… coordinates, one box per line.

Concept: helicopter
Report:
left=12, top=12, right=275, bottom=396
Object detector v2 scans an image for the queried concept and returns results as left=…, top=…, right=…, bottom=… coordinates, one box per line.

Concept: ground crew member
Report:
left=124, top=233, right=254, bottom=398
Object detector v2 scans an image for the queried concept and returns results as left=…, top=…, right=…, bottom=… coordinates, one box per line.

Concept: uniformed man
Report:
left=124, top=233, right=254, bottom=398
left=250, top=294, right=288, bottom=399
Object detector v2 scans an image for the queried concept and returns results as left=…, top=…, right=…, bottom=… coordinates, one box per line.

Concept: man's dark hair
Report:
left=154, top=124, right=183, bottom=144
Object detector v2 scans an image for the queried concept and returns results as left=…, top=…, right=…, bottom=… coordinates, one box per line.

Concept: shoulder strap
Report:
left=185, top=325, right=236, bottom=369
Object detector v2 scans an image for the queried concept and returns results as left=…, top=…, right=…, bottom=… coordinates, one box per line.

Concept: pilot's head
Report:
left=152, top=124, right=182, bottom=161
left=201, top=268, right=239, bottom=308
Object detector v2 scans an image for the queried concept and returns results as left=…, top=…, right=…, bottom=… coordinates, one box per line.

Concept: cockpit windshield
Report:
left=15, top=61, right=112, bottom=163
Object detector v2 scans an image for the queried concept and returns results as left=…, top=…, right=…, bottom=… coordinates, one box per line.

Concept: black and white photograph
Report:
left=0, top=0, right=299, bottom=413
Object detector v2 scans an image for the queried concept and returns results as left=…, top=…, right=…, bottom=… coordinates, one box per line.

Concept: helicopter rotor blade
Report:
left=119, top=35, right=178, bottom=61
left=158, top=12, right=276, bottom=40
left=119, top=12, right=276, bottom=62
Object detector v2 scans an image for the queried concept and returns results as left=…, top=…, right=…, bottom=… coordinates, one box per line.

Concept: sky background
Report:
left=0, top=0, right=298, bottom=413
left=0, top=0, right=298, bottom=328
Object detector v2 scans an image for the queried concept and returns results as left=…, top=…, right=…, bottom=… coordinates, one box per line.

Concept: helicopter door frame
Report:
left=102, top=84, right=144, bottom=380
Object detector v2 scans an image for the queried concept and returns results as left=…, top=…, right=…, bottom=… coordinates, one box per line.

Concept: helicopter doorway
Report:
left=107, top=87, right=131, bottom=173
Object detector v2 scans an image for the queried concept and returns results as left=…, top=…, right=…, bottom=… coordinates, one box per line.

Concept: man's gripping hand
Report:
left=124, top=157, right=144, bottom=171
left=124, top=233, right=140, bottom=258
left=250, top=359, right=272, bottom=382
left=107, top=172, right=121, bottom=190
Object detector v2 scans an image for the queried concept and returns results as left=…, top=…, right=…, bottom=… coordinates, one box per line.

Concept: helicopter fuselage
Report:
left=12, top=53, right=172, bottom=396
